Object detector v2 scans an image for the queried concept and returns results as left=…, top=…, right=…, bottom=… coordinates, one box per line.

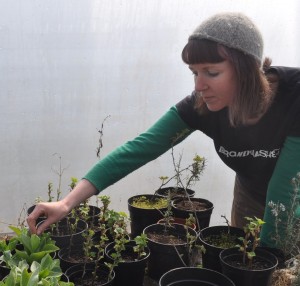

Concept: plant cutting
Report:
left=63, top=221, right=115, bottom=286
left=155, top=186, right=195, bottom=199
left=62, top=203, right=129, bottom=285
left=154, top=130, right=213, bottom=231
left=156, top=190, right=197, bottom=231
left=94, top=196, right=129, bottom=243
left=59, top=206, right=129, bottom=273
left=58, top=228, right=99, bottom=273
left=220, top=216, right=278, bottom=286
left=167, top=152, right=213, bottom=230
left=64, top=211, right=128, bottom=286
left=63, top=226, right=115, bottom=286
left=238, top=217, right=265, bottom=268
left=157, top=216, right=197, bottom=230
left=128, top=129, right=207, bottom=238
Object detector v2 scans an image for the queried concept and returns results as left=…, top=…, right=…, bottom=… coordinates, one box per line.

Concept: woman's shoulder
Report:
left=265, top=66, right=300, bottom=107
left=266, top=66, right=300, bottom=87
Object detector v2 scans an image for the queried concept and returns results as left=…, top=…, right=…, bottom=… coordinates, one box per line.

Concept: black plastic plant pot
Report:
left=65, top=264, right=115, bottom=286
left=58, top=245, right=98, bottom=273
left=0, top=263, right=10, bottom=281
left=199, top=225, right=245, bottom=272
left=143, top=223, right=197, bottom=281
left=219, top=247, right=278, bottom=286
left=171, top=197, right=214, bottom=230
left=258, top=246, right=286, bottom=269
left=159, top=267, right=236, bottom=286
left=104, top=240, right=150, bottom=286
left=60, top=273, right=70, bottom=283
left=37, top=217, right=88, bottom=249
left=155, top=187, right=195, bottom=199
left=128, top=194, right=167, bottom=239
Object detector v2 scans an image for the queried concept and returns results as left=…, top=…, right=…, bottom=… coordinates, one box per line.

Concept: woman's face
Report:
left=189, top=60, right=238, bottom=111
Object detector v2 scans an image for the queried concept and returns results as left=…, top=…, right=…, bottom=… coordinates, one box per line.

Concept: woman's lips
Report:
left=202, top=96, right=216, bottom=103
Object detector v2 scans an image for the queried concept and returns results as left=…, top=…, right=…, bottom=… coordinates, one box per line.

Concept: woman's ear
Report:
left=263, top=57, right=279, bottom=94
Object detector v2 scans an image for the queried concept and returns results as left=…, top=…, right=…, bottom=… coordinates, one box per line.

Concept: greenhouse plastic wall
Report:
left=0, top=0, right=299, bottom=231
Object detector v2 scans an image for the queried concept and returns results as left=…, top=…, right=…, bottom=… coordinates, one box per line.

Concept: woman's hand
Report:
left=27, top=179, right=98, bottom=235
left=27, top=201, right=70, bottom=235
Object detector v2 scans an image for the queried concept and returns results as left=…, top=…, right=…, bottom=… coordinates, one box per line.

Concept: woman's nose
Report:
left=194, top=75, right=208, bottom=92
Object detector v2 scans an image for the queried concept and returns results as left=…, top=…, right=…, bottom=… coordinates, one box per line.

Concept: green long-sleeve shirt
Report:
left=84, top=66, right=300, bottom=248
left=83, top=106, right=193, bottom=192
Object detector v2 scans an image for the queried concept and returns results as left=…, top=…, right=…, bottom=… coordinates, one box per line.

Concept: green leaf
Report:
left=247, top=251, right=256, bottom=259
left=15, top=249, right=30, bottom=262
left=29, top=252, right=46, bottom=264
left=40, top=254, right=52, bottom=269
left=20, top=268, right=31, bottom=286
left=41, top=244, right=59, bottom=252
left=1, top=273, right=15, bottom=286
left=59, top=282, right=74, bottom=286
left=26, top=268, right=39, bottom=286
left=39, top=269, right=50, bottom=279
left=30, top=235, right=41, bottom=253
left=20, top=234, right=32, bottom=253
left=39, top=279, right=51, bottom=286
left=9, top=226, right=22, bottom=236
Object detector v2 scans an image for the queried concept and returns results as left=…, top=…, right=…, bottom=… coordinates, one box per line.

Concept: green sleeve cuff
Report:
left=83, top=106, right=194, bottom=193
left=261, top=136, right=300, bottom=248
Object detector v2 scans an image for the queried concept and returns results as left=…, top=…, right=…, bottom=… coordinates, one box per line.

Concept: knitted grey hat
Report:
left=189, top=12, right=263, bottom=64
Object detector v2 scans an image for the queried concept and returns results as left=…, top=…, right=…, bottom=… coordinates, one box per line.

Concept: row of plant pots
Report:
left=58, top=240, right=150, bottom=286
left=39, top=218, right=237, bottom=286
left=127, top=190, right=280, bottom=286
left=38, top=215, right=195, bottom=285
left=11, top=188, right=280, bottom=286
left=21, top=200, right=142, bottom=285
left=26, top=192, right=215, bottom=285
left=30, top=196, right=155, bottom=286
left=127, top=188, right=216, bottom=283
left=128, top=187, right=214, bottom=238
left=199, top=225, right=279, bottom=286
left=150, top=225, right=279, bottom=286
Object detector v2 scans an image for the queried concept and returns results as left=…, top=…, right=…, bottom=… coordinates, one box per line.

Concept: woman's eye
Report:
left=206, top=70, right=219, bottom=77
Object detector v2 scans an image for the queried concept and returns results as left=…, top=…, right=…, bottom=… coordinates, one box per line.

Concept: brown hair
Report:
left=181, top=39, right=273, bottom=127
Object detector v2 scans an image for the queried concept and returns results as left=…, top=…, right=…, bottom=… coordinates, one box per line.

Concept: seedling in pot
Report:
left=238, top=216, right=265, bottom=268
left=98, top=195, right=111, bottom=224
left=133, top=234, right=148, bottom=260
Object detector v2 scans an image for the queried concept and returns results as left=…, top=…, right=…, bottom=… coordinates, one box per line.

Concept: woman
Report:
left=27, top=12, right=300, bottom=247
